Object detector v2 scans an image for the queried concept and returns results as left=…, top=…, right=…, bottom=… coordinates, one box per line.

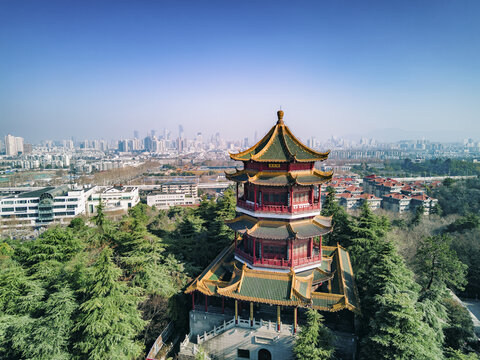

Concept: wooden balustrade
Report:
left=237, top=199, right=320, bottom=214
left=235, top=247, right=322, bottom=269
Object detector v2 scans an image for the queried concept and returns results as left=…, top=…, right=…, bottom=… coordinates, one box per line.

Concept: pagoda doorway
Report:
left=258, top=348, right=272, bottom=360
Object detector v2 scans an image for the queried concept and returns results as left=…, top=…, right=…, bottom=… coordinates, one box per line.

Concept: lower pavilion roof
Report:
left=185, top=243, right=359, bottom=313
left=225, top=169, right=333, bottom=187
left=225, top=214, right=332, bottom=240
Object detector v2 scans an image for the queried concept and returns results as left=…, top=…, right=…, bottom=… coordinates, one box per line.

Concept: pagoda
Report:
left=181, top=111, right=358, bottom=360
left=225, top=109, right=333, bottom=273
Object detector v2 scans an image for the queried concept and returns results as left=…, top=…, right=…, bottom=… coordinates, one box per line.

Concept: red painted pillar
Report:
left=205, top=294, right=208, bottom=312
left=309, top=238, right=313, bottom=258
left=310, top=186, right=314, bottom=205
left=254, top=186, right=257, bottom=211
left=290, top=186, right=293, bottom=211
left=290, top=240, right=294, bottom=265
left=319, top=236, right=322, bottom=255
left=236, top=183, right=239, bottom=201
left=318, top=185, right=321, bottom=208
left=253, top=237, right=256, bottom=262
left=192, top=292, right=195, bottom=310
left=222, top=297, right=225, bottom=314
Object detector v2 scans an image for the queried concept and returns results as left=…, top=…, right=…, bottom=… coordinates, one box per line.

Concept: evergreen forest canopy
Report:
left=0, top=190, right=236, bottom=360
left=0, top=181, right=479, bottom=360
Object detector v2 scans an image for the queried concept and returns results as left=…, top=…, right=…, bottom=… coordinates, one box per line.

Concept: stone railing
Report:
left=196, top=316, right=297, bottom=345
left=145, top=321, right=174, bottom=360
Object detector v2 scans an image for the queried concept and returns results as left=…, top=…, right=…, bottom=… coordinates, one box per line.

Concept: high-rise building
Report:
left=118, top=140, right=129, bottom=152
left=144, top=136, right=156, bottom=152
left=5, top=134, right=24, bottom=156
left=63, top=139, right=74, bottom=149
left=133, top=130, right=139, bottom=139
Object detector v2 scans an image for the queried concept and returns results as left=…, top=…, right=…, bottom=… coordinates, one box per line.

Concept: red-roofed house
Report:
left=345, top=186, right=363, bottom=196
left=338, top=192, right=360, bottom=209
left=401, top=185, right=424, bottom=196
left=410, top=194, right=438, bottom=214
left=382, top=193, right=411, bottom=213
left=359, top=193, right=382, bottom=210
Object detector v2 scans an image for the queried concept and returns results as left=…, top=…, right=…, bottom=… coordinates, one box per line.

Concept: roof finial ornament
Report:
left=277, top=109, right=284, bottom=125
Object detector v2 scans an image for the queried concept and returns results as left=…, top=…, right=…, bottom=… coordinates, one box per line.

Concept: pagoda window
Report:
left=263, top=244, right=286, bottom=259
left=258, top=191, right=262, bottom=206
left=246, top=187, right=254, bottom=202
left=262, top=191, right=288, bottom=206
left=293, top=241, right=308, bottom=259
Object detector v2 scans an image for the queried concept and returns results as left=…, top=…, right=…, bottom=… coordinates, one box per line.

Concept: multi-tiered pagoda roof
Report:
left=186, top=110, right=359, bottom=314
left=228, top=112, right=329, bottom=163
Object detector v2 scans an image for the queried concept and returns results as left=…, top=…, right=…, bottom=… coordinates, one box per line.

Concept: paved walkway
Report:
left=462, top=299, right=480, bottom=337
left=451, top=292, right=480, bottom=338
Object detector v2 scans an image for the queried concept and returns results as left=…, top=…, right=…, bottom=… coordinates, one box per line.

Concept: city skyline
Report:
left=1, top=1, right=479, bottom=142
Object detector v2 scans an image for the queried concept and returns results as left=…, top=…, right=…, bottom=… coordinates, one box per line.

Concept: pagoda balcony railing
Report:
left=237, top=199, right=320, bottom=214
left=235, top=247, right=322, bottom=269
left=291, top=253, right=322, bottom=267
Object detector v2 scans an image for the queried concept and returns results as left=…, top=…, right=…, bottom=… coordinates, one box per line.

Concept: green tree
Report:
left=359, top=241, right=444, bottom=360
left=443, top=297, right=476, bottom=352
left=74, top=247, right=145, bottom=360
left=92, top=200, right=106, bottom=229
left=26, top=286, right=77, bottom=360
left=446, top=213, right=480, bottom=234
left=411, top=205, right=425, bottom=226
left=321, top=186, right=352, bottom=246
left=293, top=309, right=334, bottom=360
left=347, top=204, right=443, bottom=359
left=445, top=349, right=480, bottom=359
left=415, top=234, right=467, bottom=292
left=443, top=178, right=456, bottom=187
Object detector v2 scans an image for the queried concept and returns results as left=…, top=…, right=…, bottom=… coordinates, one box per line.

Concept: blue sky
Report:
left=1, top=1, right=479, bottom=143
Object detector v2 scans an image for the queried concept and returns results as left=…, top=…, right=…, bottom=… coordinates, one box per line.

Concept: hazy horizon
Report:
left=1, top=1, right=479, bottom=144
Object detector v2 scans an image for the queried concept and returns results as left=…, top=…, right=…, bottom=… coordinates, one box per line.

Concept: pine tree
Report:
left=321, top=186, right=352, bottom=246
left=26, top=285, right=77, bottom=360
left=415, top=234, right=467, bottom=292
left=348, top=204, right=443, bottom=359
left=293, top=309, right=334, bottom=360
left=359, top=241, right=443, bottom=360
left=74, top=247, right=145, bottom=360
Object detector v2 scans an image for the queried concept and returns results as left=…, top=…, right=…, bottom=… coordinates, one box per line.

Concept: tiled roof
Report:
left=185, top=244, right=359, bottom=313
left=359, top=193, right=381, bottom=200
left=338, top=193, right=356, bottom=199
left=383, top=193, right=411, bottom=200
left=225, top=215, right=333, bottom=240
left=229, top=111, right=329, bottom=163
left=411, top=194, right=434, bottom=201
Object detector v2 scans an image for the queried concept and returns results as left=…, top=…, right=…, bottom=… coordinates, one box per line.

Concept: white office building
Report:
left=147, top=193, right=196, bottom=209
left=87, top=186, right=140, bottom=214
left=0, top=185, right=95, bottom=228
